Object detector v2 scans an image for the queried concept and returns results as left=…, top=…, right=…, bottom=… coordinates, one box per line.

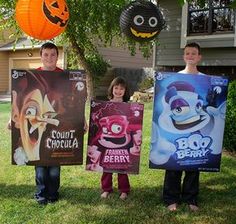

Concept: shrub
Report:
left=223, top=80, right=236, bottom=152
left=138, top=77, right=154, bottom=92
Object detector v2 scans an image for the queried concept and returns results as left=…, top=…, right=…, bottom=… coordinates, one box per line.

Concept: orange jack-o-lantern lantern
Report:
left=15, top=0, right=69, bottom=40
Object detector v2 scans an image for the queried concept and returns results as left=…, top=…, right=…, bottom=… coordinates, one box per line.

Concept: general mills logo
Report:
left=91, top=101, right=97, bottom=107
left=155, top=72, right=163, bottom=80
left=91, top=101, right=101, bottom=108
left=12, top=70, right=26, bottom=79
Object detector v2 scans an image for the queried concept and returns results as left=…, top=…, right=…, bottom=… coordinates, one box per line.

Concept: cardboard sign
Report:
left=86, top=100, right=144, bottom=174
left=149, top=72, right=228, bottom=172
left=11, top=69, right=86, bottom=166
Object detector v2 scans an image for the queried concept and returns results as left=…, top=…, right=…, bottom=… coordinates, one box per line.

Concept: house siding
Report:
left=98, top=46, right=153, bottom=68
left=186, top=37, right=235, bottom=48
left=8, top=49, right=64, bottom=68
left=95, top=46, right=153, bottom=99
left=156, top=0, right=183, bottom=67
left=156, top=0, right=236, bottom=68
left=0, top=48, right=64, bottom=93
left=96, top=45, right=153, bottom=98
left=0, top=52, right=9, bottom=92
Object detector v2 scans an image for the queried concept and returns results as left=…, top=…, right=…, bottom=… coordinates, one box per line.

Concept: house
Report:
left=0, top=36, right=152, bottom=95
left=0, top=37, right=65, bottom=94
left=155, top=0, right=236, bottom=80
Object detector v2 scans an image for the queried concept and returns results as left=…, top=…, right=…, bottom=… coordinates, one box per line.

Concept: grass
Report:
left=0, top=101, right=236, bottom=224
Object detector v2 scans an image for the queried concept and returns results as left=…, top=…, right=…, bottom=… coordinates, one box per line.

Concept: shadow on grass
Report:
left=0, top=155, right=235, bottom=223
left=1, top=178, right=236, bottom=223
left=0, top=183, right=162, bottom=205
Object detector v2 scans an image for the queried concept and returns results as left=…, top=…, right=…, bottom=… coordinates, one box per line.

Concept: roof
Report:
left=0, top=37, right=43, bottom=51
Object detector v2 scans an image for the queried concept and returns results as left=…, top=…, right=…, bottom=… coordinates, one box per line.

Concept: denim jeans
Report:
left=163, top=170, right=199, bottom=206
left=35, top=166, right=60, bottom=201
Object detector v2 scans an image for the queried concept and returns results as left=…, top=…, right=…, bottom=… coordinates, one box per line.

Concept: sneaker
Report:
left=119, top=192, right=128, bottom=200
left=189, top=204, right=199, bottom=212
left=167, top=203, right=177, bottom=211
left=101, top=191, right=110, bottom=199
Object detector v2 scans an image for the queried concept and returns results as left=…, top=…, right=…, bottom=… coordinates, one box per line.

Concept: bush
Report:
left=223, top=80, right=236, bottom=152
left=138, top=77, right=154, bottom=92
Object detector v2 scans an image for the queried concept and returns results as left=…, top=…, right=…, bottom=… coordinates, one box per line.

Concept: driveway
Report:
left=0, top=94, right=11, bottom=102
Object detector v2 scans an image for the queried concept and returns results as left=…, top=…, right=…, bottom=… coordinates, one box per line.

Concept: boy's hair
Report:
left=108, top=76, right=130, bottom=102
left=40, top=42, right=59, bottom=56
left=184, top=42, right=201, bottom=55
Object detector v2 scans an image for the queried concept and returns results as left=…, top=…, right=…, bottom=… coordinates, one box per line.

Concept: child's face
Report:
left=112, top=84, right=125, bottom=101
left=41, top=48, right=58, bottom=71
left=183, top=47, right=201, bottom=66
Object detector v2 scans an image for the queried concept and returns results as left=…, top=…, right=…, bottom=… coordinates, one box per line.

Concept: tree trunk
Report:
left=86, top=71, right=94, bottom=100
left=68, top=35, right=94, bottom=101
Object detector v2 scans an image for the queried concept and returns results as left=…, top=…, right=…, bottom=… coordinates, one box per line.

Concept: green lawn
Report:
left=0, top=102, right=236, bottom=224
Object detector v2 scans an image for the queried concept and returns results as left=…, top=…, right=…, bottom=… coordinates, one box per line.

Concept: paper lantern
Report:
left=120, top=1, right=165, bottom=42
left=15, top=0, right=69, bottom=40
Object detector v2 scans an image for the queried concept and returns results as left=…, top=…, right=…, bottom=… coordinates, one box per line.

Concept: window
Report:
left=188, top=0, right=235, bottom=35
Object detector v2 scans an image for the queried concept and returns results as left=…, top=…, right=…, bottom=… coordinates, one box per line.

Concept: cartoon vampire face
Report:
left=12, top=89, right=59, bottom=161
left=98, top=115, right=131, bottom=148
left=119, top=1, right=165, bottom=41
left=12, top=71, right=60, bottom=162
left=158, top=81, right=210, bottom=134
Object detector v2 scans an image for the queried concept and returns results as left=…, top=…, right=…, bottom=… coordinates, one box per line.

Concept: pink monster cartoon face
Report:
left=98, top=115, right=131, bottom=148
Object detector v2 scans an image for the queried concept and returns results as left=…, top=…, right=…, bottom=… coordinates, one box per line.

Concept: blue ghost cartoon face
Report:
left=159, top=81, right=210, bottom=134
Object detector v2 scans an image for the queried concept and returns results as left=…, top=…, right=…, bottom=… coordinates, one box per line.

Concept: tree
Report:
left=0, top=0, right=236, bottom=98
left=0, top=0, right=153, bottom=99
left=63, top=0, right=129, bottom=98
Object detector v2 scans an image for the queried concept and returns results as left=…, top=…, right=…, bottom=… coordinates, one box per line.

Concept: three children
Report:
left=8, top=42, right=209, bottom=212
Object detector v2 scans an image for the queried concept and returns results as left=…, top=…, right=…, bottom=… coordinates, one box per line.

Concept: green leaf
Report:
left=178, top=0, right=186, bottom=6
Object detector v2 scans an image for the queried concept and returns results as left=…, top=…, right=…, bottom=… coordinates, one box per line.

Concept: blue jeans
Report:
left=163, top=170, right=199, bottom=206
left=35, top=166, right=60, bottom=201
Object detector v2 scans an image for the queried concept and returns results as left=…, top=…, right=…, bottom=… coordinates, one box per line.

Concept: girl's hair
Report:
left=108, top=76, right=130, bottom=102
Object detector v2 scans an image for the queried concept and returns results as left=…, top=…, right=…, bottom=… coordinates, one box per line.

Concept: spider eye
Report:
left=149, top=17, right=158, bottom=27
left=134, top=15, right=144, bottom=26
